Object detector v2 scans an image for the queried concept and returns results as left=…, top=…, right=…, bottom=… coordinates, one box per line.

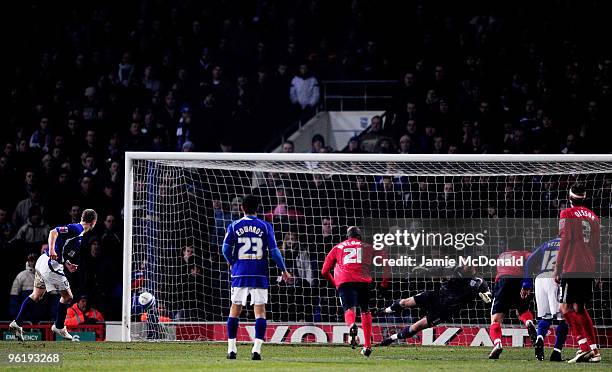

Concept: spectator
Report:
left=118, top=52, right=135, bottom=87
left=29, top=117, right=52, bottom=153
left=213, top=197, right=242, bottom=242
left=282, top=140, right=295, bottom=153
left=219, top=138, right=232, bottom=153
left=176, top=105, right=192, bottom=151
left=14, top=206, right=50, bottom=250
left=13, top=188, right=44, bottom=228
left=65, top=295, right=105, bottom=326
left=290, top=64, right=320, bottom=121
left=311, top=134, right=325, bottom=153
left=142, top=65, right=161, bottom=93
left=398, top=134, right=414, bottom=154
left=99, top=213, right=121, bottom=263
left=344, top=136, right=362, bottom=153
left=360, top=116, right=392, bottom=153
left=9, top=253, right=37, bottom=318
left=78, top=239, right=112, bottom=313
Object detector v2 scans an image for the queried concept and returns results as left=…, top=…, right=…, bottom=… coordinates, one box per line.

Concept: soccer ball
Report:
left=138, top=291, right=155, bottom=308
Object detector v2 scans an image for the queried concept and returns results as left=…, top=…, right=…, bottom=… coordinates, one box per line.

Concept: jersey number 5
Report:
left=238, top=237, right=263, bottom=259
left=343, top=247, right=362, bottom=264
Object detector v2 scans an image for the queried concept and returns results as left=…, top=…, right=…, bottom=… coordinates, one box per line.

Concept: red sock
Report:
left=489, top=322, right=502, bottom=345
left=564, top=312, right=589, bottom=352
left=361, top=312, right=372, bottom=348
left=518, top=310, right=534, bottom=325
left=344, top=309, right=356, bottom=327
left=578, top=310, right=598, bottom=349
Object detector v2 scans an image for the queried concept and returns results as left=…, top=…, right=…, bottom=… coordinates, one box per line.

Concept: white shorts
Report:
left=231, top=287, right=268, bottom=305
left=535, top=276, right=562, bottom=320
left=34, top=255, right=70, bottom=292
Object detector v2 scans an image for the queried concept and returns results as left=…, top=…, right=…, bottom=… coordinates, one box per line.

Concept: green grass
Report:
left=0, top=342, right=609, bottom=371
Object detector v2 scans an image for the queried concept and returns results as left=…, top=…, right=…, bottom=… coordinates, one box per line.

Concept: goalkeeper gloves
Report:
left=479, top=291, right=492, bottom=303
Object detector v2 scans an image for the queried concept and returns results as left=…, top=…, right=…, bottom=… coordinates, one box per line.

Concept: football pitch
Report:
left=0, top=342, right=609, bottom=371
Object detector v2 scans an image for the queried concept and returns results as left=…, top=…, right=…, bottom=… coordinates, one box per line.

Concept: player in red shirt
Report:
left=488, top=237, right=536, bottom=359
left=321, top=226, right=389, bottom=357
left=554, top=183, right=601, bottom=363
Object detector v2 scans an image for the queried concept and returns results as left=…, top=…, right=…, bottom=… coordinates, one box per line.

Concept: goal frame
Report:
left=121, top=152, right=612, bottom=341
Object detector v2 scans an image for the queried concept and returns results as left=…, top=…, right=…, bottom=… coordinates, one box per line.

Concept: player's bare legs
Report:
left=10, top=287, right=47, bottom=341
left=52, top=288, right=74, bottom=340
left=227, top=303, right=242, bottom=359
left=251, top=304, right=266, bottom=360
left=488, top=312, right=505, bottom=359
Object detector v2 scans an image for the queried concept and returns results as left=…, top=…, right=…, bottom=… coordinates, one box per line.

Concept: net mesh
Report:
left=127, top=157, right=612, bottom=343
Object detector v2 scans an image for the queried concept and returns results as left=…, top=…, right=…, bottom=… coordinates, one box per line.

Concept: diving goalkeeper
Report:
left=379, top=265, right=491, bottom=345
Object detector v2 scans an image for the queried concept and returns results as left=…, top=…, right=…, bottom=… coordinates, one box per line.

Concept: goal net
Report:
left=122, top=153, right=612, bottom=346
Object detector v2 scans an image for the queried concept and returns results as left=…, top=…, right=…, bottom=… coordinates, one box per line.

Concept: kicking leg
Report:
left=51, top=289, right=74, bottom=340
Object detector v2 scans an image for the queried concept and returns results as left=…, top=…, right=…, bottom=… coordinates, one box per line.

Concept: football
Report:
left=138, top=291, right=155, bottom=308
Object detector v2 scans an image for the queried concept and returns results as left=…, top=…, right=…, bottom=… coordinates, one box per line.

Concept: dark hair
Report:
left=81, top=209, right=97, bottom=224
left=241, top=194, right=259, bottom=214
left=347, top=226, right=362, bottom=239
left=569, top=182, right=587, bottom=206
left=283, top=140, right=294, bottom=147
left=312, top=134, right=325, bottom=145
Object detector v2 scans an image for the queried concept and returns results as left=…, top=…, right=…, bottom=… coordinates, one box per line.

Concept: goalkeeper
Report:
left=379, top=265, right=491, bottom=346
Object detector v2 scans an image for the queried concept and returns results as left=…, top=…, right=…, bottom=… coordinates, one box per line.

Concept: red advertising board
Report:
left=174, top=323, right=612, bottom=347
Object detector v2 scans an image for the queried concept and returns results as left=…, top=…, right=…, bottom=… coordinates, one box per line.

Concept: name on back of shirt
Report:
left=235, top=225, right=264, bottom=237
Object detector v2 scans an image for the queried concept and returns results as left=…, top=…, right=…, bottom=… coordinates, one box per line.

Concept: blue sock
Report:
left=554, top=321, right=568, bottom=350
left=55, top=301, right=70, bottom=329
left=227, top=317, right=239, bottom=339
left=15, top=296, right=35, bottom=326
left=537, top=319, right=550, bottom=338
left=255, top=318, right=267, bottom=340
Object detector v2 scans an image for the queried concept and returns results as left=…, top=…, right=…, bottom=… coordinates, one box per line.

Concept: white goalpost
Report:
left=122, top=153, right=612, bottom=345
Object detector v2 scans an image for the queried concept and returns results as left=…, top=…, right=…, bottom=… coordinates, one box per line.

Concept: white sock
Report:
left=228, top=338, right=237, bottom=354
left=494, top=338, right=502, bottom=346
left=252, top=338, right=263, bottom=354
left=390, top=334, right=398, bottom=340
left=590, top=344, right=598, bottom=351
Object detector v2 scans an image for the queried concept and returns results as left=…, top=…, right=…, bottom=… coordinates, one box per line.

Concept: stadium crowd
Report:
left=3, top=0, right=611, bottom=324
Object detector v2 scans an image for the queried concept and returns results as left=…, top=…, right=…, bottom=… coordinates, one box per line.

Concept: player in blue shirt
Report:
left=521, top=237, right=568, bottom=361
left=222, top=194, right=291, bottom=360
left=10, top=209, right=97, bottom=341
